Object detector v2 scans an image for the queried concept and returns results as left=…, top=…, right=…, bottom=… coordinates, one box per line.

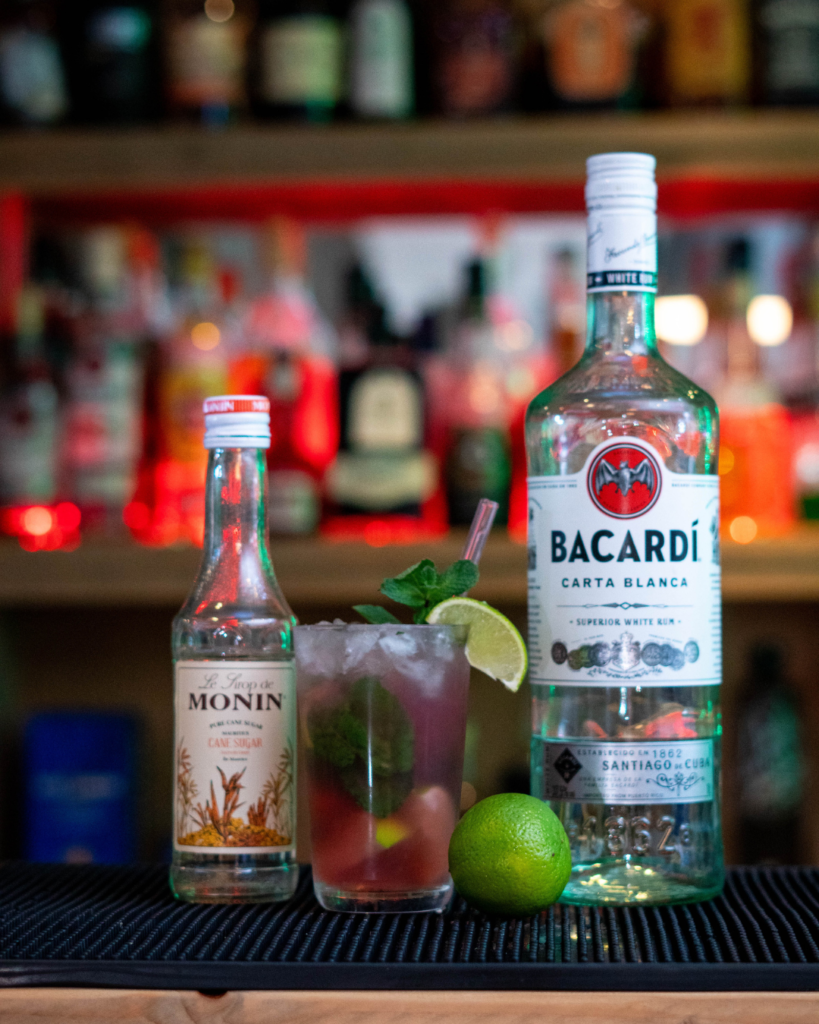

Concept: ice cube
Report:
left=377, top=629, right=446, bottom=695
left=341, top=627, right=383, bottom=675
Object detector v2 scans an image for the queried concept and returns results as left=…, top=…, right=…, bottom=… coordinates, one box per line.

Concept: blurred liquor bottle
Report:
left=25, top=713, right=138, bottom=864
left=736, top=644, right=803, bottom=865
left=229, top=219, right=339, bottom=535
left=663, top=0, right=753, bottom=104
left=793, top=409, right=819, bottom=518
left=60, top=0, right=160, bottom=123
left=323, top=264, right=444, bottom=542
left=507, top=246, right=575, bottom=540
left=165, top=0, right=252, bottom=125
left=791, top=223, right=819, bottom=519
left=129, top=238, right=229, bottom=545
left=754, top=0, right=819, bottom=105
left=662, top=0, right=750, bottom=105
left=62, top=228, right=148, bottom=535
left=715, top=238, right=795, bottom=539
left=520, top=0, right=649, bottom=111
left=0, top=285, right=66, bottom=549
left=549, top=245, right=585, bottom=374
left=348, top=0, right=414, bottom=118
left=432, top=0, right=517, bottom=115
left=440, top=259, right=512, bottom=526
left=0, top=0, right=69, bottom=126
left=251, top=0, right=343, bottom=121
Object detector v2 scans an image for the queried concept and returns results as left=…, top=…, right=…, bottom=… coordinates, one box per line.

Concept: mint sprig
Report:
left=354, top=558, right=479, bottom=625
left=309, top=676, right=414, bottom=818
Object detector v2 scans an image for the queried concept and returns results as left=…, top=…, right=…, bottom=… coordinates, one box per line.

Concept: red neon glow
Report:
left=0, top=503, right=82, bottom=551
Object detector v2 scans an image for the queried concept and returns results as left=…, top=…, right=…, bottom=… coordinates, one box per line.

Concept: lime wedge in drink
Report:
left=426, top=597, right=527, bottom=692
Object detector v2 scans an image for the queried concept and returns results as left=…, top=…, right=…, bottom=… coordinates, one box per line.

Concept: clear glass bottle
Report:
left=525, top=153, right=723, bottom=905
left=170, top=395, right=298, bottom=904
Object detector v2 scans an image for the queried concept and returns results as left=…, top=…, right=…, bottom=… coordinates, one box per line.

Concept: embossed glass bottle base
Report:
left=170, top=852, right=298, bottom=904
left=561, top=859, right=723, bottom=906
left=531, top=715, right=723, bottom=907
left=314, top=878, right=453, bottom=914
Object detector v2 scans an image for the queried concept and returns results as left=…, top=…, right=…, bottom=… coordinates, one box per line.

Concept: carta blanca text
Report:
left=561, top=577, right=687, bottom=589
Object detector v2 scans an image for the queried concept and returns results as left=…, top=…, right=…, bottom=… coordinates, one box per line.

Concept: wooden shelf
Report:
left=5, top=112, right=819, bottom=210
left=0, top=527, right=818, bottom=608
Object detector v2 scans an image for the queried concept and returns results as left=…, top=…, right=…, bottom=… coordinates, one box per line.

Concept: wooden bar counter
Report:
left=2, top=988, right=819, bottom=1024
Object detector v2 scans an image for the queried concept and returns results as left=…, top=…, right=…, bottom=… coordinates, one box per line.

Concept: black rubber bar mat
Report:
left=2, top=864, right=819, bottom=990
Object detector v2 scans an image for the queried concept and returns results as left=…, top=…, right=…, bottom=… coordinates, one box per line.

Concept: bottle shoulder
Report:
left=172, top=605, right=295, bottom=661
left=173, top=574, right=296, bottom=660
left=525, top=352, right=719, bottom=475
left=527, top=352, right=718, bottom=422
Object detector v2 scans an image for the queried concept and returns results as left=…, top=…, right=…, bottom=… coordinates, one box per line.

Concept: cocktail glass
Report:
left=296, top=623, right=470, bottom=913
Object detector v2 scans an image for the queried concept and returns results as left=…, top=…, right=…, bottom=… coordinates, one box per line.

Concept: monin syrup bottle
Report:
left=526, top=154, right=723, bottom=905
left=170, top=396, right=297, bottom=903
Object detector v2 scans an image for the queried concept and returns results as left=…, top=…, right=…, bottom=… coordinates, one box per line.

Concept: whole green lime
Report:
left=448, top=793, right=571, bottom=916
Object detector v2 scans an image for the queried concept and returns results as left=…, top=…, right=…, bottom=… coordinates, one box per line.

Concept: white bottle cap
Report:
left=585, top=152, right=657, bottom=211
left=203, top=395, right=271, bottom=449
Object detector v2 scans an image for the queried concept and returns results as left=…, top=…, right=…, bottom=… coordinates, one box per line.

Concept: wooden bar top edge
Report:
left=1, top=988, right=819, bottom=1024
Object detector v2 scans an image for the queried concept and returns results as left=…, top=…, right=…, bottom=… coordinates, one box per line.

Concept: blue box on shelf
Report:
left=24, top=712, right=138, bottom=864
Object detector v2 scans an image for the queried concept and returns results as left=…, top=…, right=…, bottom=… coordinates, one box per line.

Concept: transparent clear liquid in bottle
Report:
left=170, top=396, right=298, bottom=903
left=526, top=154, right=723, bottom=905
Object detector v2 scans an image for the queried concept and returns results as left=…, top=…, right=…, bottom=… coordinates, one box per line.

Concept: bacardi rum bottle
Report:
left=526, top=153, right=723, bottom=905
left=170, top=395, right=298, bottom=903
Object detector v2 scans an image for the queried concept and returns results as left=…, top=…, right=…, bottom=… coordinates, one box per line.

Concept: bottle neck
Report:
left=202, top=447, right=271, bottom=574
left=585, top=290, right=658, bottom=358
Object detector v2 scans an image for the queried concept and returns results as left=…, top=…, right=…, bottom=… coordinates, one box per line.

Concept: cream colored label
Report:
left=174, top=660, right=296, bottom=854
left=260, top=19, right=342, bottom=103
left=348, top=367, right=422, bottom=451
left=170, top=15, right=246, bottom=105
left=327, top=450, right=437, bottom=509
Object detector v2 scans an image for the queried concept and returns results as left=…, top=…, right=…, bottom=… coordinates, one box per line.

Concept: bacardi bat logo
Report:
left=588, top=443, right=662, bottom=518
left=595, top=457, right=655, bottom=496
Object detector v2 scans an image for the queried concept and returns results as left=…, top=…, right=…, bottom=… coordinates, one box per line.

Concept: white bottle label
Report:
left=586, top=209, right=657, bottom=293
left=174, top=660, right=296, bottom=854
left=527, top=438, right=721, bottom=688
left=540, top=738, right=715, bottom=804
left=350, top=0, right=413, bottom=117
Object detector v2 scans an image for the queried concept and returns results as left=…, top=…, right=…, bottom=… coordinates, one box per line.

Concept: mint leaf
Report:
left=339, top=765, right=413, bottom=819
left=437, top=559, right=479, bottom=599
left=353, top=604, right=402, bottom=624
left=309, top=706, right=368, bottom=769
left=308, top=676, right=415, bottom=817
left=380, top=559, right=437, bottom=608
left=349, top=676, right=414, bottom=776
left=379, top=558, right=480, bottom=623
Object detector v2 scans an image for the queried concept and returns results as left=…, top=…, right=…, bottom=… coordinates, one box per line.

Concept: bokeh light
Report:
left=655, top=295, right=709, bottom=346
left=747, top=295, right=792, bottom=347
left=191, top=321, right=221, bottom=350
left=21, top=506, right=54, bottom=537
left=204, top=0, right=234, bottom=22
left=729, top=516, right=758, bottom=544
left=718, top=446, right=735, bottom=476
